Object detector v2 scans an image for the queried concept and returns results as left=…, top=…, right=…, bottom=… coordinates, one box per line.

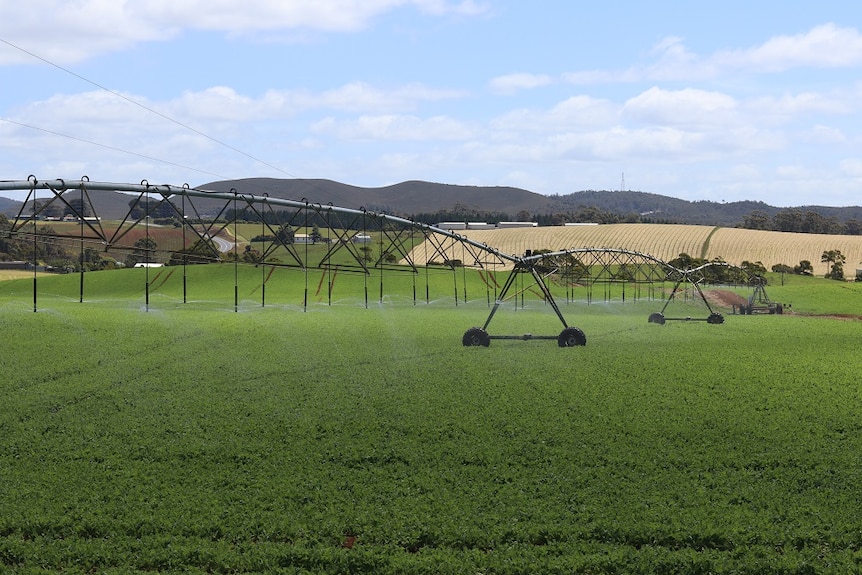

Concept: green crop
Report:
left=0, top=268, right=860, bottom=573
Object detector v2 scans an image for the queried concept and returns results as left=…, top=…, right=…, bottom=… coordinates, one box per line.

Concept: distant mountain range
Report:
left=0, top=196, right=22, bottom=216
left=2, top=178, right=861, bottom=226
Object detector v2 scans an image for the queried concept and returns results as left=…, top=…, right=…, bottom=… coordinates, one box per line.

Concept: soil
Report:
left=706, top=289, right=862, bottom=321
left=704, top=289, right=747, bottom=309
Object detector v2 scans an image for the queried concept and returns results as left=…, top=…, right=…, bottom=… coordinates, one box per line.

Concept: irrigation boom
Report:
left=0, top=176, right=756, bottom=346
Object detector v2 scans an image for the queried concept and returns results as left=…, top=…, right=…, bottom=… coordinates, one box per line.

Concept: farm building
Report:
left=0, top=261, right=30, bottom=270
left=435, top=222, right=467, bottom=230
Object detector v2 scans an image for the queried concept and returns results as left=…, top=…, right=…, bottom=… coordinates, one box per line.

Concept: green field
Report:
left=1, top=267, right=861, bottom=574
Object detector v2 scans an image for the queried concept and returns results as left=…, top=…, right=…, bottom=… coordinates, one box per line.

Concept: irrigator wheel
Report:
left=707, top=312, right=725, bottom=324
left=462, top=327, right=490, bottom=347
left=648, top=312, right=666, bottom=325
left=557, top=327, right=587, bottom=347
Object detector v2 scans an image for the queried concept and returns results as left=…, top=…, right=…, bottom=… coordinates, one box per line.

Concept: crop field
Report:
left=1, top=267, right=861, bottom=574
left=27, top=221, right=190, bottom=254
left=22, top=219, right=862, bottom=279
left=0, top=270, right=45, bottom=282
left=432, top=224, right=862, bottom=276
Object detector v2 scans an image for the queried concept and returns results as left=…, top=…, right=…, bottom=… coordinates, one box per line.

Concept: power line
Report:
left=0, top=36, right=301, bottom=182
left=0, top=117, right=226, bottom=180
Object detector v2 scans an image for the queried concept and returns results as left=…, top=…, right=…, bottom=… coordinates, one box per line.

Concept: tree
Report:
left=79, top=247, right=105, bottom=271
left=741, top=260, right=768, bottom=276
left=129, top=198, right=177, bottom=221
left=310, top=225, right=322, bottom=244
left=742, top=210, right=771, bottom=230
left=0, top=214, right=21, bottom=260
left=125, top=238, right=158, bottom=268
left=33, top=199, right=62, bottom=219
left=801, top=211, right=826, bottom=234
left=64, top=197, right=90, bottom=218
left=794, top=260, right=814, bottom=275
left=668, top=253, right=701, bottom=270
left=821, top=249, right=846, bottom=280
left=773, top=209, right=803, bottom=232
left=550, top=213, right=568, bottom=226
left=845, top=219, right=862, bottom=235
left=275, top=225, right=295, bottom=244
left=242, top=245, right=262, bottom=264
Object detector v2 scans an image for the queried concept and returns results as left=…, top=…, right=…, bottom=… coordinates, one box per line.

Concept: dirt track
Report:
left=705, top=289, right=747, bottom=309
left=707, top=288, right=862, bottom=320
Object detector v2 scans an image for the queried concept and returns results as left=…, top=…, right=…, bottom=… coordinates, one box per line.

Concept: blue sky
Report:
left=2, top=0, right=862, bottom=207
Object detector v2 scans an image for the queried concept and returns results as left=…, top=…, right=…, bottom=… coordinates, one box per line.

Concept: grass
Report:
left=0, top=270, right=42, bottom=282
left=761, top=271, right=862, bottom=316
left=0, top=267, right=860, bottom=573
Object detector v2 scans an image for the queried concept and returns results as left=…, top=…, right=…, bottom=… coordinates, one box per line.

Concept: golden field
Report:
left=407, top=223, right=862, bottom=277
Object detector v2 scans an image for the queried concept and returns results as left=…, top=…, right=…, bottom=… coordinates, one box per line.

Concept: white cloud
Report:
left=623, top=87, right=738, bottom=127
left=0, top=0, right=489, bottom=65
left=746, top=91, right=855, bottom=122
left=0, top=4, right=174, bottom=65
left=490, top=96, right=617, bottom=133
left=726, top=163, right=763, bottom=181
left=562, top=69, right=641, bottom=86
left=839, top=158, right=862, bottom=177
left=411, top=0, right=490, bottom=16
left=775, top=164, right=813, bottom=180
left=130, top=0, right=404, bottom=33
left=643, top=36, right=716, bottom=81
left=8, top=81, right=466, bottom=132
left=489, top=73, right=553, bottom=94
left=805, top=125, right=847, bottom=144
left=315, top=82, right=465, bottom=113
left=713, top=23, right=862, bottom=72
left=311, top=114, right=475, bottom=140
left=560, top=24, right=862, bottom=86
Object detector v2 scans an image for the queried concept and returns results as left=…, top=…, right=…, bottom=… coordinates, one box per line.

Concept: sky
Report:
left=2, top=0, right=862, bottom=207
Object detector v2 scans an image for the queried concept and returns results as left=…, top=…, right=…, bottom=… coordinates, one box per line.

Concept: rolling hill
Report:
left=196, top=178, right=558, bottom=217
left=191, top=179, right=862, bottom=226
left=0, top=196, right=22, bottom=216
left=2, top=177, right=862, bottom=227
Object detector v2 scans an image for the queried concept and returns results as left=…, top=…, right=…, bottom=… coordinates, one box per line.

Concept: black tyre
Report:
left=648, top=312, right=666, bottom=325
left=462, top=327, right=490, bottom=347
left=707, top=312, right=725, bottom=324
left=558, top=327, right=586, bottom=347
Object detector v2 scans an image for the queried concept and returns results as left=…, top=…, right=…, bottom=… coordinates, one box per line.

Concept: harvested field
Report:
left=408, top=223, right=862, bottom=276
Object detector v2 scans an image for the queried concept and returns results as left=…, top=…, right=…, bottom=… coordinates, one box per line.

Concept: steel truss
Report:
left=1, top=177, right=746, bottom=346
left=460, top=247, right=676, bottom=347
left=646, top=261, right=754, bottom=325
left=738, top=275, right=785, bottom=315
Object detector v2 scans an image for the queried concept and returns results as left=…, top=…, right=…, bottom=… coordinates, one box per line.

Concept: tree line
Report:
left=411, top=204, right=639, bottom=226
left=0, top=214, right=166, bottom=271
left=740, top=209, right=862, bottom=235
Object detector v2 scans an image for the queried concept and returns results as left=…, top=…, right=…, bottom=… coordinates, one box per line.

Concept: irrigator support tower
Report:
left=739, top=276, right=784, bottom=315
